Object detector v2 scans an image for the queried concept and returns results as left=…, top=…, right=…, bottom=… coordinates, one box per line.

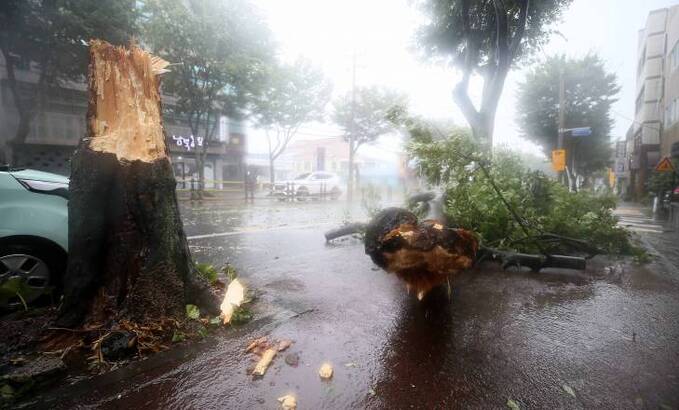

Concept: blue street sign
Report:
left=570, top=127, right=592, bottom=137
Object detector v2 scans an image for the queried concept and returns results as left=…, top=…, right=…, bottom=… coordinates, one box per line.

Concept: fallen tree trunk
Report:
left=324, top=223, right=367, bottom=242
left=324, top=205, right=588, bottom=294
left=57, top=40, right=219, bottom=328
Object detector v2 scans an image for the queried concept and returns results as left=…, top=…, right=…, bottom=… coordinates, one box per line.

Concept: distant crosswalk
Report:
left=614, top=207, right=666, bottom=234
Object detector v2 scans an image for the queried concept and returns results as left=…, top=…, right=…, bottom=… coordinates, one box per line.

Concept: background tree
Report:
left=252, top=58, right=332, bottom=186
left=333, top=86, right=407, bottom=201
left=0, top=0, right=138, bottom=162
left=516, top=54, right=619, bottom=187
left=143, top=0, right=273, bottom=198
left=415, top=0, right=572, bottom=147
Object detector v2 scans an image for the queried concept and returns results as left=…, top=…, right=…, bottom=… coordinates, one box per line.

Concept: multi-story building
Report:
left=628, top=6, right=679, bottom=197
left=0, top=52, right=247, bottom=187
left=662, top=6, right=679, bottom=162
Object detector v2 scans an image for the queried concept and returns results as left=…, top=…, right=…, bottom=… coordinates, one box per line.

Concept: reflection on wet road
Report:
left=31, top=200, right=679, bottom=409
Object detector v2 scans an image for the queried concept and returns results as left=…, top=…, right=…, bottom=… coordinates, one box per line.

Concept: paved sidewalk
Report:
left=615, top=202, right=679, bottom=274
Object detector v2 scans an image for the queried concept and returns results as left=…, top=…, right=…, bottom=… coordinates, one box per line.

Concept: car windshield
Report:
left=294, top=173, right=310, bottom=180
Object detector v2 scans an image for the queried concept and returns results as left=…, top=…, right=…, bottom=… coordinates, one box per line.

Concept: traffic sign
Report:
left=655, top=157, right=675, bottom=173
left=552, top=149, right=566, bottom=172
left=570, top=127, right=592, bottom=137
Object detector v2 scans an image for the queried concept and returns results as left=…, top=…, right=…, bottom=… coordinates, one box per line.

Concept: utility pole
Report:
left=557, top=68, right=567, bottom=188
left=557, top=69, right=565, bottom=150
left=347, top=48, right=357, bottom=203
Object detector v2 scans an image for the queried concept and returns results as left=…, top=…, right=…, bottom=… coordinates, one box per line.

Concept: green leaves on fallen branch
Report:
left=407, top=124, right=643, bottom=257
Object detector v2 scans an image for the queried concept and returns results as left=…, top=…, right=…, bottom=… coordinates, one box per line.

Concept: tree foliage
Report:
left=252, top=58, right=332, bottom=184
left=405, top=119, right=639, bottom=256
left=517, top=54, right=619, bottom=179
left=415, top=0, right=572, bottom=145
left=334, top=86, right=406, bottom=199
left=0, top=0, right=138, bottom=148
left=143, top=0, right=274, bottom=194
left=333, top=86, right=407, bottom=153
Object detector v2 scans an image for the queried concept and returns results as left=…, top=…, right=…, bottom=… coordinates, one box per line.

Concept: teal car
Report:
left=0, top=166, right=69, bottom=307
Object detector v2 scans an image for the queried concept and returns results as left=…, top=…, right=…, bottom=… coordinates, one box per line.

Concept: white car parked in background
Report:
left=273, top=172, right=343, bottom=200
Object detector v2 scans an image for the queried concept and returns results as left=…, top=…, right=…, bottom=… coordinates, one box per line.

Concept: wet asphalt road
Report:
left=30, top=200, right=679, bottom=409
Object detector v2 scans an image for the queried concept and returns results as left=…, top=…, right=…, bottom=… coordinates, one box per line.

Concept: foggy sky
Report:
left=247, top=0, right=679, bottom=156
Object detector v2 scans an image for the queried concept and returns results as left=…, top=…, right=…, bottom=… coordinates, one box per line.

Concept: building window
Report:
left=637, top=46, right=646, bottom=78
left=665, top=98, right=677, bottom=128
left=671, top=40, right=679, bottom=72
left=635, top=87, right=644, bottom=114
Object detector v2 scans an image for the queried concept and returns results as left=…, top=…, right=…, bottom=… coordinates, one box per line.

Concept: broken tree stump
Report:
left=57, top=40, right=219, bottom=327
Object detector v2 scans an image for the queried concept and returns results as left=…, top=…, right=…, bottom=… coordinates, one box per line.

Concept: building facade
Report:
left=274, top=137, right=406, bottom=189
left=661, top=6, right=679, bottom=161
left=628, top=6, right=679, bottom=197
left=0, top=52, right=247, bottom=187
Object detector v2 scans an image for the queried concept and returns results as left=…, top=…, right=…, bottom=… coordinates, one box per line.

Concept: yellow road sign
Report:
left=655, top=157, right=675, bottom=173
left=552, top=149, right=566, bottom=172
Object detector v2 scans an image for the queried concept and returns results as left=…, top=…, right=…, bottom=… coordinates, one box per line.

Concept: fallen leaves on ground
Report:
left=185, top=304, right=200, bottom=320
left=506, top=399, right=521, bottom=410
left=562, top=384, right=576, bottom=398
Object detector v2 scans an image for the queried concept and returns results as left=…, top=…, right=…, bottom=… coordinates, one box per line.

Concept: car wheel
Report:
left=330, top=187, right=342, bottom=200
left=0, top=244, right=65, bottom=309
left=296, top=187, right=309, bottom=201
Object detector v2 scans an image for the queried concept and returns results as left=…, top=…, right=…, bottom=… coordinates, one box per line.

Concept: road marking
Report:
left=187, top=222, right=336, bottom=240
left=616, top=211, right=668, bottom=233
left=623, top=226, right=665, bottom=233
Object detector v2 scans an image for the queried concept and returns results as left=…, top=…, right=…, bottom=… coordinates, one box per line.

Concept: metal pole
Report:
left=558, top=68, right=567, bottom=188
left=348, top=48, right=357, bottom=203
left=558, top=69, right=565, bottom=151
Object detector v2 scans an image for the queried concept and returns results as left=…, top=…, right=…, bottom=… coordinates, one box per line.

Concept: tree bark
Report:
left=57, top=40, right=219, bottom=328
left=269, top=156, right=276, bottom=186
left=453, top=0, right=529, bottom=150
left=347, top=140, right=355, bottom=202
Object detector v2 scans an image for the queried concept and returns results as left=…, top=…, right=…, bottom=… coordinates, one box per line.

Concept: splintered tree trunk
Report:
left=57, top=40, right=219, bottom=328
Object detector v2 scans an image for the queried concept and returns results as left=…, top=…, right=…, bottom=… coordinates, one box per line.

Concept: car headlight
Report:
left=18, top=179, right=69, bottom=200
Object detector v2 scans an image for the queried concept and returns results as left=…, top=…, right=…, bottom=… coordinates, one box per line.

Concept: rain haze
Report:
left=2, top=1, right=679, bottom=409
left=248, top=0, right=679, bottom=155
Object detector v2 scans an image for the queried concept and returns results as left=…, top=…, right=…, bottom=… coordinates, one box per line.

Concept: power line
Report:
left=611, top=109, right=662, bottom=133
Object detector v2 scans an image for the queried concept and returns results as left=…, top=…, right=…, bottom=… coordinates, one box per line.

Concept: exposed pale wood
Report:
left=252, top=348, right=277, bottom=376
left=87, top=40, right=168, bottom=162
